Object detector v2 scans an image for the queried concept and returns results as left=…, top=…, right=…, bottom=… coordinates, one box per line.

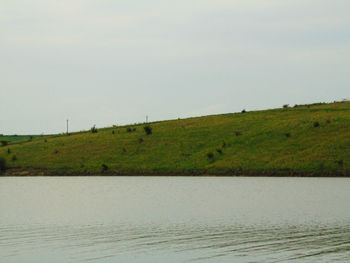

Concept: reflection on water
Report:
left=0, top=177, right=349, bottom=262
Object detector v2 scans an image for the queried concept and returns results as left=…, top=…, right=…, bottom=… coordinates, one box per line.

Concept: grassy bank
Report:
left=1, top=102, right=350, bottom=176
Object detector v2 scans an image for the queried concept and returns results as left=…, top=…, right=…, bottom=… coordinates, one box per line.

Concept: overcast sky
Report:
left=1, top=0, right=349, bottom=134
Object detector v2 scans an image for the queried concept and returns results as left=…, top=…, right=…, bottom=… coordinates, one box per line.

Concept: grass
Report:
left=1, top=101, right=350, bottom=176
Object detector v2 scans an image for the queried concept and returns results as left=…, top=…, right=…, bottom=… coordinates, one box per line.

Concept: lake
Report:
left=0, top=177, right=349, bottom=262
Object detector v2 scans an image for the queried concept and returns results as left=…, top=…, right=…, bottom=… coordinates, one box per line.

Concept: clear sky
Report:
left=1, top=0, right=349, bottom=134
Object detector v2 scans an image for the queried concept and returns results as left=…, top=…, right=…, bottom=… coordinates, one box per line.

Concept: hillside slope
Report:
left=1, top=102, right=350, bottom=176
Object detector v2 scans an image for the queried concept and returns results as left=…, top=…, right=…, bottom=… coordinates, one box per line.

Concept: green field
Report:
left=1, top=102, right=350, bottom=176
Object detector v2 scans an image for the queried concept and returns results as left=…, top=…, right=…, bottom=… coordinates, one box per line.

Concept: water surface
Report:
left=0, top=177, right=349, bottom=262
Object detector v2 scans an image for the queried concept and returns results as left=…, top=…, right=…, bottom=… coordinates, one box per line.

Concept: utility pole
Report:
left=66, top=119, right=69, bottom=134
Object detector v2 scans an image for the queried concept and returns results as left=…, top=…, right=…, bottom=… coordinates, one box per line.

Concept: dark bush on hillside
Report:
left=102, top=164, right=109, bottom=172
left=1, top=140, right=8, bottom=146
left=126, top=127, right=132, bottom=133
left=144, top=125, right=152, bottom=135
left=241, top=109, right=246, bottom=113
left=91, top=125, right=98, bottom=133
left=216, top=148, right=223, bottom=154
left=0, top=157, right=6, bottom=172
left=207, top=152, right=214, bottom=161
left=283, top=104, right=289, bottom=109
left=138, top=138, right=144, bottom=143
left=285, top=133, right=291, bottom=138
left=112, top=130, right=115, bottom=134
left=313, top=122, right=320, bottom=128
left=44, top=139, right=47, bottom=143
left=12, top=155, right=17, bottom=161
left=337, top=160, right=344, bottom=167
left=7, top=148, right=11, bottom=154
left=235, top=131, right=242, bottom=136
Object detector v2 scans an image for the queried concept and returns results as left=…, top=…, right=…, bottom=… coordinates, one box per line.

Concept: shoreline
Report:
left=2, top=167, right=349, bottom=177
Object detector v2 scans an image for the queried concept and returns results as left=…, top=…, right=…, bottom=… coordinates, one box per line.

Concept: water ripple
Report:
left=1, top=223, right=349, bottom=262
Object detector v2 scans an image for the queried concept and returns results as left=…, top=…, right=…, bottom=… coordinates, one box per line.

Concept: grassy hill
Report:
left=1, top=101, right=350, bottom=176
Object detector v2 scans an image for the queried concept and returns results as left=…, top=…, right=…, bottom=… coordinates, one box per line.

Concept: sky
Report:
left=1, top=0, right=350, bottom=135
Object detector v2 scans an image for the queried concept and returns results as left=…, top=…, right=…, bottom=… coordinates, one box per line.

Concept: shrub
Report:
left=313, top=121, right=320, bottom=128
left=12, top=155, right=17, bottom=161
left=112, top=130, right=115, bottom=134
left=235, top=131, right=242, bottom=136
left=207, top=152, right=214, bottom=161
left=285, top=133, right=291, bottom=138
left=0, top=157, right=6, bottom=172
left=91, top=125, right=98, bottom=133
left=222, top=141, right=226, bottom=148
left=216, top=148, right=223, bottom=154
left=7, top=148, right=11, bottom=154
left=126, top=127, right=132, bottom=133
left=283, top=104, right=289, bottom=109
left=132, top=127, right=136, bottom=132
left=102, top=164, right=109, bottom=171
left=44, top=139, right=47, bottom=143
left=241, top=109, right=246, bottom=113
left=1, top=140, right=8, bottom=146
left=144, top=125, right=152, bottom=135
left=29, top=136, right=33, bottom=141
left=138, top=138, right=144, bottom=143
left=337, top=160, right=344, bottom=167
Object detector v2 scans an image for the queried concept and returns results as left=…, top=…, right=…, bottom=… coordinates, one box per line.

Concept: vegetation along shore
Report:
left=1, top=101, right=349, bottom=176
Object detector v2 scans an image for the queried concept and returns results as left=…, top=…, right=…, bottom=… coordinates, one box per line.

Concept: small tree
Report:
left=235, top=130, right=242, bottom=136
left=0, top=157, right=6, bottom=172
left=144, top=125, right=152, bottom=135
left=1, top=140, right=8, bottom=147
left=91, top=125, right=98, bottom=133
left=102, top=164, right=109, bottom=172
left=207, top=152, right=214, bottom=161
